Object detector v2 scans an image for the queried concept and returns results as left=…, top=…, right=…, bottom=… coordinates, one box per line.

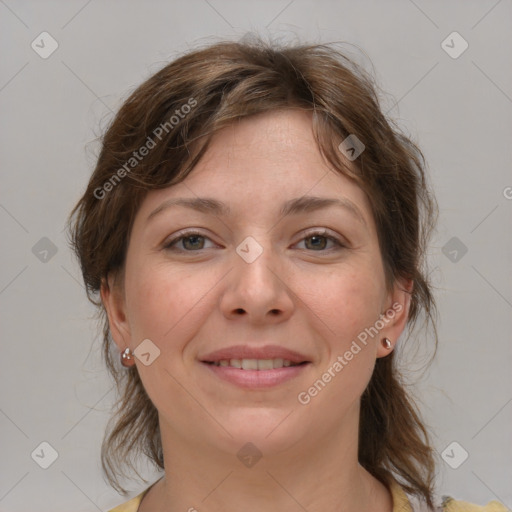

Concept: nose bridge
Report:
left=222, top=233, right=293, bottom=320
left=235, top=234, right=279, bottom=296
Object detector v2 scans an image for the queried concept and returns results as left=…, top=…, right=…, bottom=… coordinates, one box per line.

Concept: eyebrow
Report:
left=146, top=195, right=367, bottom=226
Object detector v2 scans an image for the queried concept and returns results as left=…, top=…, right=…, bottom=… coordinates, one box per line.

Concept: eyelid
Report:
left=299, top=227, right=342, bottom=240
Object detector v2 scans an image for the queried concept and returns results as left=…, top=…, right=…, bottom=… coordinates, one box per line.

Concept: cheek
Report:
left=300, top=268, right=382, bottom=418
left=305, top=263, right=386, bottom=347
left=124, top=261, right=218, bottom=347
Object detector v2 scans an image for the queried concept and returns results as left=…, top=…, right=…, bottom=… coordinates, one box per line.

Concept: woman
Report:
left=68, top=38, right=507, bottom=512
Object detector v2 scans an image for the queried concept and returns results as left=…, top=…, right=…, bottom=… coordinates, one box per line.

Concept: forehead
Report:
left=207, top=109, right=322, bottom=167
left=135, top=109, right=372, bottom=225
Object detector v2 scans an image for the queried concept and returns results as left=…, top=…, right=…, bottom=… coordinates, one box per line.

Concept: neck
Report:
left=139, top=410, right=393, bottom=512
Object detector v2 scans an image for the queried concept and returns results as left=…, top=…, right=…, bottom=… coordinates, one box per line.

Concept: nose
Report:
left=220, top=240, right=295, bottom=325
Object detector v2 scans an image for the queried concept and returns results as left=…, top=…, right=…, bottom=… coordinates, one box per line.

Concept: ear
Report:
left=376, top=277, right=413, bottom=358
left=100, top=273, right=132, bottom=352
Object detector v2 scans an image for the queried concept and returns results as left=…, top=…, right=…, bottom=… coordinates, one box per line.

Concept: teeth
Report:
left=212, top=358, right=299, bottom=369
left=272, top=358, right=284, bottom=369
left=258, top=359, right=274, bottom=370
left=241, top=359, right=258, bottom=370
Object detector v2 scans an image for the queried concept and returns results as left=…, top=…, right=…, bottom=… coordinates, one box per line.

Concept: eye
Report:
left=295, top=230, right=344, bottom=251
left=163, top=229, right=345, bottom=253
left=163, top=231, right=216, bottom=251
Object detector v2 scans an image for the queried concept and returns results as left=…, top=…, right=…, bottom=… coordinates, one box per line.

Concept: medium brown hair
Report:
left=67, top=36, right=439, bottom=506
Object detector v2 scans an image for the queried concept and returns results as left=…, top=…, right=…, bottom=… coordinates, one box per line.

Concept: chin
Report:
left=211, top=407, right=306, bottom=456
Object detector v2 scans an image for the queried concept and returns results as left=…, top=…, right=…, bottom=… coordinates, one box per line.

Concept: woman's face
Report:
left=103, top=109, right=410, bottom=458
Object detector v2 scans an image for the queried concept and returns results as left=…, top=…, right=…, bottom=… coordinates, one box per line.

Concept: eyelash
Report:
left=163, top=229, right=345, bottom=253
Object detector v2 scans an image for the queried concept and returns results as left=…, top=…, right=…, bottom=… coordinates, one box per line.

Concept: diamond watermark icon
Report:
left=338, top=134, right=365, bottom=161
left=236, top=236, right=263, bottom=263
left=32, top=237, right=58, bottom=263
left=441, top=32, right=468, bottom=59
left=31, top=441, right=59, bottom=469
left=441, top=441, right=469, bottom=469
left=134, top=338, right=161, bottom=366
left=237, top=442, right=262, bottom=468
left=31, top=31, right=59, bottom=59
left=442, top=236, right=468, bottom=263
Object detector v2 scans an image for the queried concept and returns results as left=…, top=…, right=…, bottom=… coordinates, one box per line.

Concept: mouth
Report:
left=200, top=344, right=311, bottom=366
left=203, top=358, right=308, bottom=370
left=199, top=346, right=312, bottom=389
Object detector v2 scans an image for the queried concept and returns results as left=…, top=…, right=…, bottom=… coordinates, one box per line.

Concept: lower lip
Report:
left=201, top=362, right=310, bottom=389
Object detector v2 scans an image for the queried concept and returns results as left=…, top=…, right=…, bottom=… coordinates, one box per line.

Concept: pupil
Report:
left=307, top=235, right=326, bottom=250
left=184, top=235, right=203, bottom=249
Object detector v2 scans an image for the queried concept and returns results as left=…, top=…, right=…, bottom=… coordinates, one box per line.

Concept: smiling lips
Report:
left=200, top=345, right=311, bottom=388
left=209, top=358, right=301, bottom=369
left=201, top=344, right=310, bottom=365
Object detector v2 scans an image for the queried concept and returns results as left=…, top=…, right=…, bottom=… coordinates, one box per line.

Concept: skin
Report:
left=101, top=109, right=412, bottom=512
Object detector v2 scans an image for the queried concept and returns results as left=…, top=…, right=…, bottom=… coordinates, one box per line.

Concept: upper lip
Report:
left=200, top=345, right=311, bottom=364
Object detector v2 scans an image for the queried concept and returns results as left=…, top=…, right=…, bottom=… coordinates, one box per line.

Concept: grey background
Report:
left=1, top=1, right=511, bottom=511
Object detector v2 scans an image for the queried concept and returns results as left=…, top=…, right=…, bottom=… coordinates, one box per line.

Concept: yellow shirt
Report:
left=108, top=479, right=508, bottom=512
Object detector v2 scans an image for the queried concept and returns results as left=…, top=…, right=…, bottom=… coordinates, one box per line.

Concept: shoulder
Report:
left=441, top=495, right=509, bottom=512
left=108, top=477, right=162, bottom=511
left=107, top=490, right=147, bottom=512
left=390, top=479, right=508, bottom=512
